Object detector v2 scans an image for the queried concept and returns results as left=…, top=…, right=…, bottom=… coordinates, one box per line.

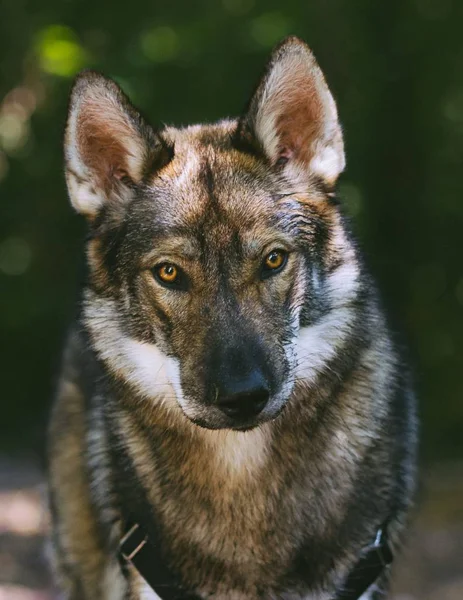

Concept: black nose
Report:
left=216, top=371, right=270, bottom=421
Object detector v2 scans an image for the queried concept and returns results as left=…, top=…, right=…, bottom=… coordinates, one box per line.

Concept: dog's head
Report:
left=65, top=37, right=359, bottom=431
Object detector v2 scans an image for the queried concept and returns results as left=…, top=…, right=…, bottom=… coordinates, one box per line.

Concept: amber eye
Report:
left=261, top=249, right=288, bottom=278
left=152, top=263, right=188, bottom=290
left=158, top=264, right=177, bottom=282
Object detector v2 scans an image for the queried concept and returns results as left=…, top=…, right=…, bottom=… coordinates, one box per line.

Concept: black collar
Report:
left=119, top=521, right=393, bottom=600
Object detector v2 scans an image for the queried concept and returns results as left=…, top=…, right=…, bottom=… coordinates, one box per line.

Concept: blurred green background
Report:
left=1, top=0, right=462, bottom=463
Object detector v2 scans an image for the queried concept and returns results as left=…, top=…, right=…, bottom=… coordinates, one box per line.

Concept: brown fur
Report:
left=49, top=361, right=108, bottom=598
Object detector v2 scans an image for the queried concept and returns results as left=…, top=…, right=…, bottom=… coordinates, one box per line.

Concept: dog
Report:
left=47, top=36, right=418, bottom=600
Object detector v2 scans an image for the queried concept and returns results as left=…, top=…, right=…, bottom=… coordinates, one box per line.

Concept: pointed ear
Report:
left=238, top=37, right=345, bottom=186
left=64, top=71, right=171, bottom=219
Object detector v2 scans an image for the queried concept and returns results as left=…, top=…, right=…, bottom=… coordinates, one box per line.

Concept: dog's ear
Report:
left=64, top=71, right=171, bottom=219
left=238, top=37, right=345, bottom=186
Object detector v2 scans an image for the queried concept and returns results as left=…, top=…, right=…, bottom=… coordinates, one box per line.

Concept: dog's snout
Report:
left=217, top=371, right=269, bottom=421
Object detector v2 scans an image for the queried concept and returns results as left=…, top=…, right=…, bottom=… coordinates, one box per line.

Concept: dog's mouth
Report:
left=189, top=415, right=263, bottom=432
left=179, top=396, right=289, bottom=432
left=190, top=418, right=258, bottom=432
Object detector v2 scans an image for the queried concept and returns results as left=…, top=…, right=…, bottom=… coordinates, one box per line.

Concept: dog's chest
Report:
left=118, top=421, right=317, bottom=594
left=114, top=406, right=365, bottom=598
left=150, top=474, right=306, bottom=597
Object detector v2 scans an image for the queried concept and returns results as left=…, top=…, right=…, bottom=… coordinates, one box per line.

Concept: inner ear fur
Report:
left=64, top=71, right=171, bottom=218
left=237, top=36, right=345, bottom=185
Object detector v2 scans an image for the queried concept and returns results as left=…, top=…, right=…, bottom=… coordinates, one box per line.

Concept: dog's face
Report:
left=65, top=38, right=358, bottom=430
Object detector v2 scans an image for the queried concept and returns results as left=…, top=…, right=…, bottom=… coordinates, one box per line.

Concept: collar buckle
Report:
left=120, top=523, right=148, bottom=562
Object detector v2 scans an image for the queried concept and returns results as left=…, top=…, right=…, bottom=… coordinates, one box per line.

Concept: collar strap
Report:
left=333, top=524, right=393, bottom=599
left=120, top=522, right=393, bottom=600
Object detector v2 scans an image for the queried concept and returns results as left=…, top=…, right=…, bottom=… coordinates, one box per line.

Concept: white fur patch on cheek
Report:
left=164, top=356, right=187, bottom=407
left=123, top=338, right=178, bottom=399
left=84, top=295, right=183, bottom=409
left=115, top=339, right=185, bottom=412
left=294, top=305, right=354, bottom=385
left=293, top=247, right=359, bottom=385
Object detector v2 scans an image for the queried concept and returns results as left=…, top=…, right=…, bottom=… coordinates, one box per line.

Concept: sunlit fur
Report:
left=48, top=37, right=417, bottom=600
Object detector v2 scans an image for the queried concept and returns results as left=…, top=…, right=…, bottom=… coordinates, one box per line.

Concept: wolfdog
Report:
left=48, top=36, right=417, bottom=600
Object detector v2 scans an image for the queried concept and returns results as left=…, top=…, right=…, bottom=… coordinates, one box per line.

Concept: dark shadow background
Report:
left=1, top=1, right=463, bottom=597
left=2, top=0, right=462, bottom=462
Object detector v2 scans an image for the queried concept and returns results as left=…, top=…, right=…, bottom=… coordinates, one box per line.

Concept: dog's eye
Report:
left=261, top=250, right=288, bottom=279
left=152, top=263, right=187, bottom=290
